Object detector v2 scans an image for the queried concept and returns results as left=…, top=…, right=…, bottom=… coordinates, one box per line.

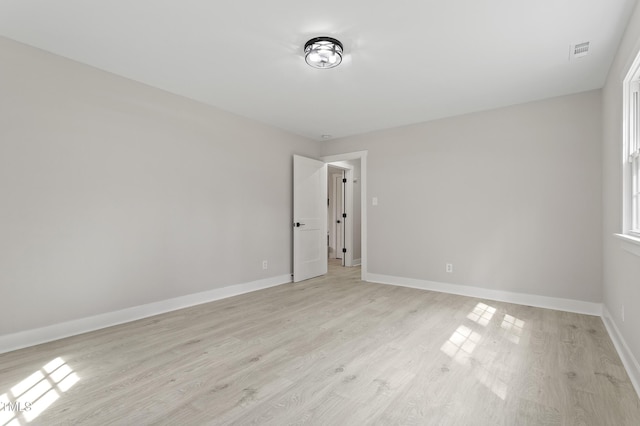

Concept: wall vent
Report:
left=570, top=42, right=590, bottom=60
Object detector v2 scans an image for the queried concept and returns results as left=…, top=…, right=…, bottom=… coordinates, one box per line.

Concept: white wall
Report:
left=321, top=90, right=603, bottom=303
left=0, top=32, right=617, bottom=357
left=0, top=37, right=318, bottom=336
left=602, top=0, right=640, bottom=379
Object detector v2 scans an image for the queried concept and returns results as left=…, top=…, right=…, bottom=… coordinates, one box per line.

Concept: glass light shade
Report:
left=304, top=37, right=343, bottom=69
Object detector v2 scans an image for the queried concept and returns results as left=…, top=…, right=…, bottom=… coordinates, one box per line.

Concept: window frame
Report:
left=622, top=54, right=640, bottom=239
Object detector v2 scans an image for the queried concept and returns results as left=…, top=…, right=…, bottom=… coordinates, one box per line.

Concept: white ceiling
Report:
left=0, top=0, right=636, bottom=140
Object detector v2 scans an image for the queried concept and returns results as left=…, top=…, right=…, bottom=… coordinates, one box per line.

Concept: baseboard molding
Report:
left=365, top=273, right=639, bottom=398
left=352, top=258, right=362, bottom=266
left=4, top=270, right=636, bottom=399
left=366, top=273, right=602, bottom=316
left=0, top=274, right=292, bottom=355
left=602, top=306, right=640, bottom=398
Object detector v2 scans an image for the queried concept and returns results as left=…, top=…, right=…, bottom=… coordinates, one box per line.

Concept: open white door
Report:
left=333, top=173, right=344, bottom=260
left=293, top=155, right=327, bottom=282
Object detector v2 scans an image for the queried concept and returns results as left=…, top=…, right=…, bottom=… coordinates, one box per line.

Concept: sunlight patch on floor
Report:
left=440, top=325, right=482, bottom=365
left=439, top=303, right=522, bottom=401
left=501, top=314, right=525, bottom=344
left=1, top=357, right=79, bottom=424
left=467, top=302, right=497, bottom=327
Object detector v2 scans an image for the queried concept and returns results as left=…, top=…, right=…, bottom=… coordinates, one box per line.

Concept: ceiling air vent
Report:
left=570, top=42, right=590, bottom=60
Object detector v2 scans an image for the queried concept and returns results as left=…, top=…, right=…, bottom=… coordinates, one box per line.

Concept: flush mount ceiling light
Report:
left=304, top=37, right=343, bottom=69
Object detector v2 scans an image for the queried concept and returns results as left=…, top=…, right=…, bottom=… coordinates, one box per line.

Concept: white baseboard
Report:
left=352, top=258, right=362, bottom=266
left=366, top=273, right=602, bottom=316
left=366, top=273, right=639, bottom=398
left=5, top=270, right=637, bottom=399
left=602, top=306, right=640, bottom=398
left=0, top=274, right=292, bottom=355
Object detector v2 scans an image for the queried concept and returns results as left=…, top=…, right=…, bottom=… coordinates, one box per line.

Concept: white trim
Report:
left=614, top=233, right=640, bottom=256
left=343, top=168, right=354, bottom=267
left=327, top=163, right=354, bottom=267
left=366, top=273, right=602, bottom=316
left=5, top=270, right=637, bottom=400
left=623, top=51, right=640, bottom=235
left=321, top=151, right=368, bottom=281
left=602, top=306, right=640, bottom=399
left=322, top=151, right=368, bottom=162
left=326, top=161, right=354, bottom=171
left=352, top=258, right=362, bottom=266
left=0, top=274, right=291, bottom=355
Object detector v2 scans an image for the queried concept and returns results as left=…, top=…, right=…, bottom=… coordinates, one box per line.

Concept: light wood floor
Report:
left=1, top=261, right=639, bottom=425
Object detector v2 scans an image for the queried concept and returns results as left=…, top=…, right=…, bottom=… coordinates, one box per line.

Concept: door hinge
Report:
left=342, top=213, right=347, bottom=218
left=342, top=178, right=347, bottom=183
left=342, top=248, right=347, bottom=253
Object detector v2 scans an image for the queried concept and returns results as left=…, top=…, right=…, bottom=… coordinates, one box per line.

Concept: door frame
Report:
left=321, top=150, right=368, bottom=281
left=328, top=169, right=345, bottom=261
left=327, top=163, right=352, bottom=265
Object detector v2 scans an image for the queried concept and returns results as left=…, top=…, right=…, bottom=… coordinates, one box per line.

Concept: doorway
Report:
left=327, top=166, right=346, bottom=265
left=292, top=151, right=367, bottom=282
left=323, top=151, right=367, bottom=281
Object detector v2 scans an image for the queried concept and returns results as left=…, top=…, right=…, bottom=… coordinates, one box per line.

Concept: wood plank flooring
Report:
left=1, top=261, right=639, bottom=425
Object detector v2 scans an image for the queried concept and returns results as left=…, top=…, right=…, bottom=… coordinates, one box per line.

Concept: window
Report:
left=623, top=55, right=640, bottom=239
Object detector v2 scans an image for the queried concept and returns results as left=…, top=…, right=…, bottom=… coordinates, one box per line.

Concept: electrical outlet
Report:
left=446, top=263, right=453, bottom=273
left=622, top=304, right=625, bottom=322
left=262, top=260, right=268, bottom=270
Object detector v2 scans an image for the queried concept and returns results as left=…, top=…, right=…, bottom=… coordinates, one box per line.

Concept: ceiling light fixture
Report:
left=304, top=37, right=343, bottom=69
